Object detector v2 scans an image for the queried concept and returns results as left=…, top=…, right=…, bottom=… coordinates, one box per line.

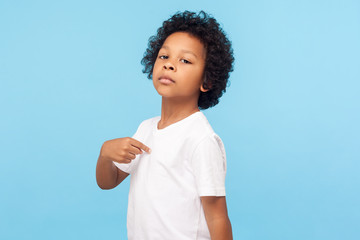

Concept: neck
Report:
left=158, top=97, right=200, bottom=129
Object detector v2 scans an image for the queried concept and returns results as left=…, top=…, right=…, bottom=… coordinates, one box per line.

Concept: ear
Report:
left=200, top=76, right=210, bottom=93
left=200, top=84, right=210, bottom=92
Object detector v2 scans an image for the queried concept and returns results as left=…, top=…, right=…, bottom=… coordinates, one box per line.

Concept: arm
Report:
left=201, top=196, right=233, bottom=240
left=96, top=137, right=151, bottom=189
left=96, top=153, right=129, bottom=190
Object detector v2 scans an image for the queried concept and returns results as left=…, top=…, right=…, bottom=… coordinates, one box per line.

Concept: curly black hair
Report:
left=141, top=10, right=234, bottom=109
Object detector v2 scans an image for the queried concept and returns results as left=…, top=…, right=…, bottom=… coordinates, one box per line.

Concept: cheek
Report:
left=153, top=60, right=161, bottom=72
left=152, top=62, right=159, bottom=80
left=152, top=64, right=160, bottom=83
left=188, top=68, right=205, bottom=86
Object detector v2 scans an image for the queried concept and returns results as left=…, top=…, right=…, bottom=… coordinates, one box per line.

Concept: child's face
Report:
left=152, top=32, right=208, bottom=101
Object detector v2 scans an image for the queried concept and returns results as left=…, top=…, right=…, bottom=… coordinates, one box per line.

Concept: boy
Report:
left=96, top=10, right=234, bottom=239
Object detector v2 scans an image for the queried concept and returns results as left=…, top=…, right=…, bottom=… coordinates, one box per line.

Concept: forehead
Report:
left=161, top=32, right=206, bottom=59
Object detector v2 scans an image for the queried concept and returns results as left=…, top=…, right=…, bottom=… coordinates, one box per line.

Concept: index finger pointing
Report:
left=130, top=138, right=151, bottom=154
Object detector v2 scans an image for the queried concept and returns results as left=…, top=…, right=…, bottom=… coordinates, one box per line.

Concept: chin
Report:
left=155, top=90, right=174, bottom=98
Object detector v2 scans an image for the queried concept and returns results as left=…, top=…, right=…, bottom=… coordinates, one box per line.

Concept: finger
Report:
left=126, top=152, right=136, bottom=160
left=118, top=152, right=135, bottom=161
left=129, top=145, right=143, bottom=155
left=130, top=138, right=151, bottom=153
left=113, top=159, right=131, bottom=164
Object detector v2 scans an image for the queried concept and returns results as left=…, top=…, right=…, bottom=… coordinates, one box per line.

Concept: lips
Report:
left=158, top=75, right=175, bottom=84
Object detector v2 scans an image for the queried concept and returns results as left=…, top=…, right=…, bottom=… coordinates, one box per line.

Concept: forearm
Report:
left=207, top=217, right=233, bottom=240
left=96, top=155, right=118, bottom=189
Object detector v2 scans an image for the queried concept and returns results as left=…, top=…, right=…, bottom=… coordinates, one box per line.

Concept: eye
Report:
left=159, top=55, right=168, bottom=59
left=181, top=59, right=191, bottom=64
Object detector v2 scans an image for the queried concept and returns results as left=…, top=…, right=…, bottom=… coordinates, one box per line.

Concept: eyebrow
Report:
left=161, top=45, right=198, bottom=59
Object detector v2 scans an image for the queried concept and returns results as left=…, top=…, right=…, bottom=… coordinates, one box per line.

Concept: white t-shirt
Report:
left=114, top=111, right=227, bottom=240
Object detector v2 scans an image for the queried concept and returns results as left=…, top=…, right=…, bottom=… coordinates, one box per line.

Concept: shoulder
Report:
left=136, top=115, right=160, bottom=130
left=187, top=112, right=226, bottom=158
left=188, top=114, right=227, bottom=182
left=192, top=132, right=226, bottom=161
left=189, top=112, right=221, bottom=141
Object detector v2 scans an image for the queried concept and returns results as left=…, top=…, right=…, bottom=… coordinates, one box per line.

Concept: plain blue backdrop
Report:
left=1, top=0, right=359, bottom=239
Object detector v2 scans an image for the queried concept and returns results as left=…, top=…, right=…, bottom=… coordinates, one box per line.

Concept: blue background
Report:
left=1, top=0, right=359, bottom=239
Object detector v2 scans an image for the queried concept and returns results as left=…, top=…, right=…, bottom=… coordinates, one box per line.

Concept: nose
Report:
left=163, top=61, right=176, bottom=71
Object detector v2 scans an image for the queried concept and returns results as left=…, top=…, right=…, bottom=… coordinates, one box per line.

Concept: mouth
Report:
left=158, top=75, right=175, bottom=84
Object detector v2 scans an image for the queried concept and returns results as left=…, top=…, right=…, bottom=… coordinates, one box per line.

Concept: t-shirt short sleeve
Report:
left=113, top=122, right=144, bottom=174
left=191, top=134, right=227, bottom=197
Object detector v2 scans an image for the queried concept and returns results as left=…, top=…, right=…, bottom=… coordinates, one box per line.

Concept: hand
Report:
left=100, top=137, right=151, bottom=164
